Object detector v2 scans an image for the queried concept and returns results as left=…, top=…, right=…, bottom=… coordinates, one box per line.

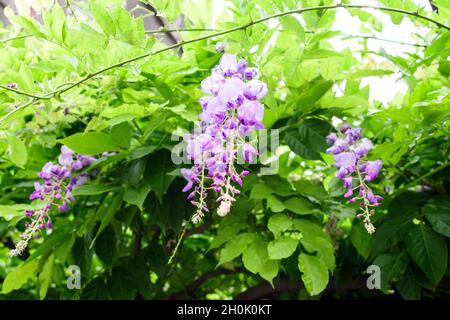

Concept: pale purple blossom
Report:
left=10, top=146, right=98, bottom=256
left=182, top=53, right=267, bottom=223
left=326, top=123, right=383, bottom=234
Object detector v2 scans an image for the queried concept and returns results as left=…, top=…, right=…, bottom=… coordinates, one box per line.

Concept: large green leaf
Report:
left=2, top=259, right=39, bottom=294
left=373, top=251, right=409, bottom=292
left=423, top=198, right=450, bottom=237
left=267, top=236, right=298, bottom=259
left=294, top=219, right=335, bottom=270
left=298, top=253, right=329, bottom=296
left=350, top=222, right=373, bottom=260
left=59, top=132, right=120, bottom=155
left=405, top=224, right=448, bottom=285
left=285, top=118, right=332, bottom=160
left=217, top=233, right=254, bottom=266
left=38, top=253, right=54, bottom=300
left=268, top=213, right=293, bottom=237
left=144, top=150, right=176, bottom=203
left=7, top=136, right=28, bottom=167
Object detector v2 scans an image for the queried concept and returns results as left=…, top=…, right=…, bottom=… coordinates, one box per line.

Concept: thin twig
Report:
left=391, top=162, right=449, bottom=197
left=145, top=28, right=217, bottom=34
left=0, top=34, right=32, bottom=43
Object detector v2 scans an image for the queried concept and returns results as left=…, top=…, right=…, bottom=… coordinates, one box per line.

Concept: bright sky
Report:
left=211, top=0, right=433, bottom=105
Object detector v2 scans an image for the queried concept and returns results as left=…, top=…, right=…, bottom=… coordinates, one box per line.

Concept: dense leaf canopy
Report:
left=0, top=0, right=449, bottom=300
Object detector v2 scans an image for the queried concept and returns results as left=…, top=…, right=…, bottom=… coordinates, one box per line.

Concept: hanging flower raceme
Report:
left=10, top=146, right=97, bottom=257
left=326, top=123, right=383, bottom=234
left=182, top=52, right=267, bottom=223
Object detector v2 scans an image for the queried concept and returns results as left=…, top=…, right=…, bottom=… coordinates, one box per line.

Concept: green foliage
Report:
left=0, top=0, right=449, bottom=300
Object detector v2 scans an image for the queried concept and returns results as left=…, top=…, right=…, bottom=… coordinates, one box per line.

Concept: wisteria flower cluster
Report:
left=10, top=146, right=96, bottom=256
left=181, top=52, right=267, bottom=223
left=326, top=123, right=383, bottom=234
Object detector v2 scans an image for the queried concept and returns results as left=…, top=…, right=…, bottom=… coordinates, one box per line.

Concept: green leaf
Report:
left=26, top=228, right=72, bottom=261
left=90, top=192, right=123, bottom=249
left=396, top=273, right=421, bottom=300
left=283, top=196, right=316, bottom=215
left=268, top=236, right=298, bottom=259
left=81, top=277, right=110, bottom=300
left=280, top=15, right=305, bottom=42
left=107, top=266, right=137, bottom=299
left=267, top=195, right=285, bottom=212
left=373, top=251, right=409, bottom=292
left=59, top=132, right=120, bottom=155
left=2, top=259, right=39, bottom=294
left=405, top=224, right=448, bottom=285
left=95, top=224, right=117, bottom=266
left=294, top=219, right=335, bottom=270
left=268, top=213, right=293, bottom=237
left=38, top=253, right=54, bottom=300
left=373, top=192, right=421, bottom=255
left=7, top=136, right=28, bottom=167
left=259, top=259, right=279, bottom=286
left=346, top=69, right=394, bottom=79
left=292, top=179, right=328, bottom=200
left=242, top=236, right=268, bottom=274
left=298, top=253, right=329, bottom=296
left=423, top=198, right=450, bottom=237
left=144, top=150, right=176, bottom=203
left=71, top=184, right=119, bottom=196
left=110, top=122, right=132, bottom=149
left=11, top=16, right=46, bottom=38
left=302, top=49, right=342, bottom=60
left=123, top=184, right=151, bottom=210
left=285, top=118, right=332, bottom=160
left=293, top=80, right=333, bottom=112
left=217, top=233, right=253, bottom=266
left=249, top=183, right=272, bottom=200
left=350, top=222, right=373, bottom=260
left=90, top=2, right=116, bottom=36
left=210, top=216, right=246, bottom=250
left=0, top=205, right=25, bottom=221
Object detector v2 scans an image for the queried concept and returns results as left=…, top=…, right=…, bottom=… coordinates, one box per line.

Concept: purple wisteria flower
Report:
left=326, top=123, right=383, bottom=234
left=182, top=50, right=267, bottom=223
left=10, top=146, right=97, bottom=257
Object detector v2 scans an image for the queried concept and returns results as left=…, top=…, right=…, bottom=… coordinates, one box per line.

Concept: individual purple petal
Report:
left=344, top=188, right=353, bottom=198
left=244, top=80, right=268, bottom=100
left=333, top=152, right=356, bottom=172
left=58, top=201, right=68, bottom=213
left=218, top=53, right=238, bottom=76
left=182, top=181, right=194, bottom=192
left=335, top=167, right=347, bottom=179
left=363, top=160, right=383, bottom=181
left=215, top=42, right=226, bottom=53
left=237, top=100, right=264, bottom=127
left=326, top=138, right=348, bottom=154
left=354, top=138, right=373, bottom=158
left=242, top=143, right=258, bottom=162
left=343, top=176, right=353, bottom=189
left=340, top=123, right=351, bottom=133
left=58, top=146, right=74, bottom=167
left=237, top=59, right=247, bottom=74
left=326, top=133, right=337, bottom=146
left=217, top=77, right=245, bottom=108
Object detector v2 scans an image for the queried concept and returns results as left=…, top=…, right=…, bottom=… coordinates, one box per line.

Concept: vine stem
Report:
left=167, top=222, right=189, bottom=265
left=145, top=28, right=217, bottom=34
left=0, top=98, right=37, bottom=124
left=0, top=3, right=448, bottom=123
left=391, top=162, right=449, bottom=197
